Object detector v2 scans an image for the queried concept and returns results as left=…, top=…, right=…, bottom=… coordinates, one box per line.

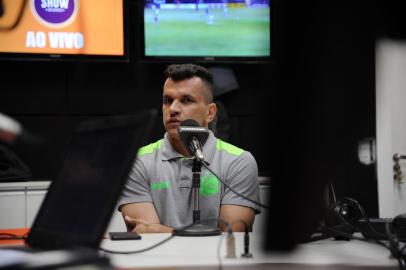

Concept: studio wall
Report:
left=0, top=1, right=381, bottom=216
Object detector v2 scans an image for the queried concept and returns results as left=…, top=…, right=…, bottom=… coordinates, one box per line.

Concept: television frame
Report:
left=137, top=0, right=273, bottom=64
left=0, top=0, right=130, bottom=62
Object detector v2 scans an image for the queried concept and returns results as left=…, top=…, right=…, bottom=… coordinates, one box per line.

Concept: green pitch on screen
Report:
left=144, top=7, right=271, bottom=57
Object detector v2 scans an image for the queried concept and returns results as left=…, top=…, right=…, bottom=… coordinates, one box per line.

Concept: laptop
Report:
left=24, top=109, right=157, bottom=250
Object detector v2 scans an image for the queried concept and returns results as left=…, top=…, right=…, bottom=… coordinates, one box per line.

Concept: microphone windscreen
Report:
left=178, top=119, right=209, bottom=157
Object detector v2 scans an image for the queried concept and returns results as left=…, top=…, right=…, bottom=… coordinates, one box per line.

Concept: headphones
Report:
left=328, top=197, right=367, bottom=231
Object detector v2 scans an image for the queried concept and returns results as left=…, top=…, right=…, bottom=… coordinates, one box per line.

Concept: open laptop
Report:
left=24, top=109, right=157, bottom=250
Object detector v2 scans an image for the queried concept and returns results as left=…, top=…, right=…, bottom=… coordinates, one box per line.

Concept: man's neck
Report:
left=168, top=135, right=191, bottom=157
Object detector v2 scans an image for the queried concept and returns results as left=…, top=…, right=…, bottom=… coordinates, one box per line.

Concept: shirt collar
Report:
left=161, top=133, right=183, bottom=161
left=161, top=130, right=217, bottom=165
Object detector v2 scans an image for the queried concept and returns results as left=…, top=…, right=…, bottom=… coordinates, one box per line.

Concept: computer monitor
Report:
left=140, top=0, right=271, bottom=63
left=265, top=147, right=330, bottom=250
left=264, top=63, right=332, bottom=250
left=26, top=110, right=157, bottom=249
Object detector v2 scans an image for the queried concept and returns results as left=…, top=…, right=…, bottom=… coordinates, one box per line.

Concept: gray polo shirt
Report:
left=118, top=130, right=260, bottom=229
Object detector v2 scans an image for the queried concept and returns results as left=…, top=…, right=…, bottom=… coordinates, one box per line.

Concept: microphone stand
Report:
left=173, top=157, right=221, bottom=236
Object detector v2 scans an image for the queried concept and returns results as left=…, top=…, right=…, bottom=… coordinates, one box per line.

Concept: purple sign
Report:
left=32, top=0, right=77, bottom=26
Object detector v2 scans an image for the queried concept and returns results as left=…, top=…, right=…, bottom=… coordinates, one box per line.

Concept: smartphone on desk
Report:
left=109, top=231, right=141, bottom=240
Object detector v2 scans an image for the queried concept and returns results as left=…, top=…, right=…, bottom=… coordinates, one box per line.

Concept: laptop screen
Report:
left=26, top=110, right=157, bottom=249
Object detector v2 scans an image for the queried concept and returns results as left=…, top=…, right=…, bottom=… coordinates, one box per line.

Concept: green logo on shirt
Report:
left=200, top=173, right=220, bottom=197
left=151, top=181, right=171, bottom=190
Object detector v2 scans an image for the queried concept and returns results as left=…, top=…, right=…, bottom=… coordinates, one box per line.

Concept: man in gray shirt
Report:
left=119, top=64, right=260, bottom=233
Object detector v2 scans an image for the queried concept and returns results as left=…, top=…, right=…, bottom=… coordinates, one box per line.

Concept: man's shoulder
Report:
left=215, top=138, right=245, bottom=156
left=213, top=138, right=256, bottom=165
left=137, top=139, right=164, bottom=157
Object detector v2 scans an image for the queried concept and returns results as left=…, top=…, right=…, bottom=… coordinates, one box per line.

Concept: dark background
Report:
left=2, top=0, right=405, bottom=217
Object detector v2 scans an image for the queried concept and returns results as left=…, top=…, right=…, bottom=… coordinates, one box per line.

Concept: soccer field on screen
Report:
left=144, top=6, right=271, bottom=57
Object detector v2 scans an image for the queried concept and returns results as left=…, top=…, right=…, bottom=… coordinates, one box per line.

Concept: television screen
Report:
left=0, top=0, right=128, bottom=61
left=142, top=0, right=271, bottom=62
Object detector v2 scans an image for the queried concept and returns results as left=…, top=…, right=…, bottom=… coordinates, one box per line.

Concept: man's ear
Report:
left=206, top=102, right=217, bottom=123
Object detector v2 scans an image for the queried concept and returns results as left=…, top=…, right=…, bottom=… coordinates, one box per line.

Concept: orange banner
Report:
left=0, top=0, right=124, bottom=55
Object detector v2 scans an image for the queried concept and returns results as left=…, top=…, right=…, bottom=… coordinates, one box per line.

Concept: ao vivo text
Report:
left=26, top=31, right=84, bottom=49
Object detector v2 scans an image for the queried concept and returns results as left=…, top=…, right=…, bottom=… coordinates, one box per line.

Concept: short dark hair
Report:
left=164, top=64, right=214, bottom=102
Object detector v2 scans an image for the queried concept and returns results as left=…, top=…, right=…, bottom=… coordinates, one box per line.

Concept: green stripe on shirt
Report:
left=216, top=139, right=244, bottom=156
left=138, top=139, right=163, bottom=156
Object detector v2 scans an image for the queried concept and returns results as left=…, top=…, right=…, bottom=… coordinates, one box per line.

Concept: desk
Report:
left=0, top=181, right=50, bottom=229
left=0, top=180, right=270, bottom=233
left=101, top=232, right=399, bottom=270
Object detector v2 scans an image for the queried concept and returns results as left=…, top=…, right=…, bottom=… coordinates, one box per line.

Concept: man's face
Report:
left=162, top=77, right=216, bottom=141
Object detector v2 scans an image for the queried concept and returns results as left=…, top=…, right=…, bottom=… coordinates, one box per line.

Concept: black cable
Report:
left=326, top=197, right=406, bottom=270
left=401, top=243, right=406, bottom=254
left=399, top=243, right=406, bottom=270
left=0, top=233, right=27, bottom=240
left=362, top=218, right=392, bottom=240
left=321, top=224, right=398, bottom=266
left=99, top=233, right=174, bottom=255
left=328, top=181, right=337, bottom=203
left=100, top=218, right=230, bottom=255
left=0, top=233, right=19, bottom=237
left=385, top=222, right=406, bottom=270
left=321, top=225, right=405, bottom=270
left=100, top=221, right=205, bottom=254
left=201, top=161, right=270, bottom=210
left=320, top=226, right=372, bottom=242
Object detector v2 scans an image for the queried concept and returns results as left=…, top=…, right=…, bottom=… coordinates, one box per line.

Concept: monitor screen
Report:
left=142, top=0, right=271, bottom=62
left=0, top=0, right=128, bottom=61
left=26, top=110, right=157, bottom=249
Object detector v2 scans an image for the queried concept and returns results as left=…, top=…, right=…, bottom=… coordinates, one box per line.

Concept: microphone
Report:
left=178, top=119, right=209, bottom=161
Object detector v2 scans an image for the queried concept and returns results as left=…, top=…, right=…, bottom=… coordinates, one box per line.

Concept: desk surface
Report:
left=0, top=229, right=399, bottom=270
left=100, top=232, right=399, bottom=270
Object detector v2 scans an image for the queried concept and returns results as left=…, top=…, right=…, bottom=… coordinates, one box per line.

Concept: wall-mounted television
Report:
left=0, top=0, right=129, bottom=61
left=140, top=0, right=271, bottom=63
